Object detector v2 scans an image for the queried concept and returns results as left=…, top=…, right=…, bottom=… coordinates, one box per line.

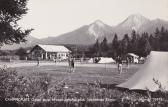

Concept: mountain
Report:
left=139, top=18, right=168, bottom=34
left=87, top=20, right=113, bottom=40
left=1, top=14, right=168, bottom=50
left=40, top=20, right=114, bottom=45
left=40, top=25, right=95, bottom=45
left=117, top=14, right=150, bottom=31
left=40, top=16, right=168, bottom=44
left=112, top=14, right=150, bottom=38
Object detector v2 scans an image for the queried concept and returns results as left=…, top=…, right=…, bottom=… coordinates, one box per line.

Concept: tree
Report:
left=138, top=33, right=151, bottom=57
left=112, top=34, right=119, bottom=49
left=154, top=27, right=160, bottom=51
left=155, top=27, right=160, bottom=37
left=130, top=30, right=139, bottom=54
left=117, top=41, right=123, bottom=57
left=160, top=26, right=168, bottom=51
left=149, top=34, right=155, bottom=50
left=100, top=37, right=108, bottom=52
left=161, top=26, right=165, bottom=34
left=89, top=39, right=101, bottom=57
left=122, top=34, right=130, bottom=55
left=0, top=0, right=32, bottom=47
left=15, top=47, right=27, bottom=60
left=111, top=33, right=119, bottom=58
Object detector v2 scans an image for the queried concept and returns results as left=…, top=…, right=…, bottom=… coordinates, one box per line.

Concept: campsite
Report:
left=0, top=59, right=143, bottom=106
left=1, top=31, right=168, bottom=106
left=1, top=0, right=168, bottom=107
left=1, top=53, right=168, bottom=107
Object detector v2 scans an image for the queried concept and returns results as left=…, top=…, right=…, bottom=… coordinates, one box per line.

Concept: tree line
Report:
left=88, top=26, right=168, bottom=59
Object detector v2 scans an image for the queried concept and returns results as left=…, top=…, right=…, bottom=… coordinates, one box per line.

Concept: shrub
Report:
left=1, top=67, right=168, bottom=107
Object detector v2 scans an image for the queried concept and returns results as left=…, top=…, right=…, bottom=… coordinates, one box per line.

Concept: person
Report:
left=95, top=57, right=99, bottom=63
left=68, top=56, right=71, bottom=72
left=71, top=57, right=75, bottom=72
left=126, top=57, right=129, bottom=68
left=117, top=56, right=122, bottom=74
left=80, top=57, right=84, bottom=64
left=37, top=57, right=40, bottom=66
left=116, top=56, right=119, bottom=69
left=54, top=56, right=57, bottom=64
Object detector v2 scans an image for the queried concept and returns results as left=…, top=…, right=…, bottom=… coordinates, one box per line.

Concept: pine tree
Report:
left=122, top=34, right=130, bottom=55
left=138, top=33, right=151, bottom=57
left=100, top=37, right=109, bottom=53
left=90, top=39, right=101, bottom=57
left=0, top=0, right=32, bottom=47
left=130, top=30, right=139, bottom=54
left=111, top=33, right=119, bottom=58
left=155, top=27, right=160, bottom=37
left=112, top=34, right=118, bottom=49
left=117, top=41, right=123, bottom=57
left=149, top=34, right=155, bottom=50
left=160, top=26, right=168, bottom=51
left=154, top=27, right=160, bottom=51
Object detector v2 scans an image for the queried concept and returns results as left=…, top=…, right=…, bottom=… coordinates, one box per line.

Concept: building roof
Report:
left=127, top=53, right=139, bottom=58
left=37, top=44, right=71, bottom=53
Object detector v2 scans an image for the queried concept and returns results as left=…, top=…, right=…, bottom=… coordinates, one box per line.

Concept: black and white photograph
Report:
left=0, top=0, right=168, bottom=107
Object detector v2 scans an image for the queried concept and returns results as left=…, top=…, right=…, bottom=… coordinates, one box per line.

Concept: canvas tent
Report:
left=98, top=57, right=115, bottom=63
left=88, top=58, right=94, bottom=63
left=117, top=51, right=168, bottom=91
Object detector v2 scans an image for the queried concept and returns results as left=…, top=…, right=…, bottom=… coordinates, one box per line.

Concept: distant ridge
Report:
left=1, top=14, right=168, bottom=50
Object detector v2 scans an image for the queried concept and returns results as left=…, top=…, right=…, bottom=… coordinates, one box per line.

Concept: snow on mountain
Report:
left=88, top=20, right=113, bottom=40
left=118, top=14, right=150, bottom=31
left=88, top=20, right=106, bottom=39
left=93, top=20, right=105, bottom=27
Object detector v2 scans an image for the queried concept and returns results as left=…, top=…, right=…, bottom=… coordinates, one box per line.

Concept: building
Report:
left=29, top=44, right=71, bottom=60
left=127, top=53, right=139, bottom=63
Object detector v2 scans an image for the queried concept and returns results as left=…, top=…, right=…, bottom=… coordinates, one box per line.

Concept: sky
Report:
left=18, top=0, right=168, bottom=39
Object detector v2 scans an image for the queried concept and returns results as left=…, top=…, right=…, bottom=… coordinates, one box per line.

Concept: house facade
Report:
left=29, top=44, right=71, bottom=60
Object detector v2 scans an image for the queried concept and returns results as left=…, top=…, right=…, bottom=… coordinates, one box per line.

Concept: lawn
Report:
left=4, top=63, right=164, bottom=107
left=12, top=63, right=141, bottom=89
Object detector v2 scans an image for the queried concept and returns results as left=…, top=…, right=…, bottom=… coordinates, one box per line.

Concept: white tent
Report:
left=88, top=58, right=94, bottom=63
left=98, top=57, right=115, bottom=64
left=117, top=51, right=168, bottom=91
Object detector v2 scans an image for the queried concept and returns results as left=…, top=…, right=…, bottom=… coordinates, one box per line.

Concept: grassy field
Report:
left=11, top=63, right=141, bottom=90
left=3, top=62, right=168, bottom=107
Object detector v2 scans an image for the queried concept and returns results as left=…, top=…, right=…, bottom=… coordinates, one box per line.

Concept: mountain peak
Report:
left=88, top=20, right=108, bottom=39
left=128, top=13, right=146, bottom=18
left=91, top=20, right=105, bottom=27
left=118, top=14, right=150, bottom=30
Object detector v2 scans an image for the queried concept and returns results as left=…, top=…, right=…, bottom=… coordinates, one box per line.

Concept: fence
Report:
left=0, top=55, right=19, bottom=62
